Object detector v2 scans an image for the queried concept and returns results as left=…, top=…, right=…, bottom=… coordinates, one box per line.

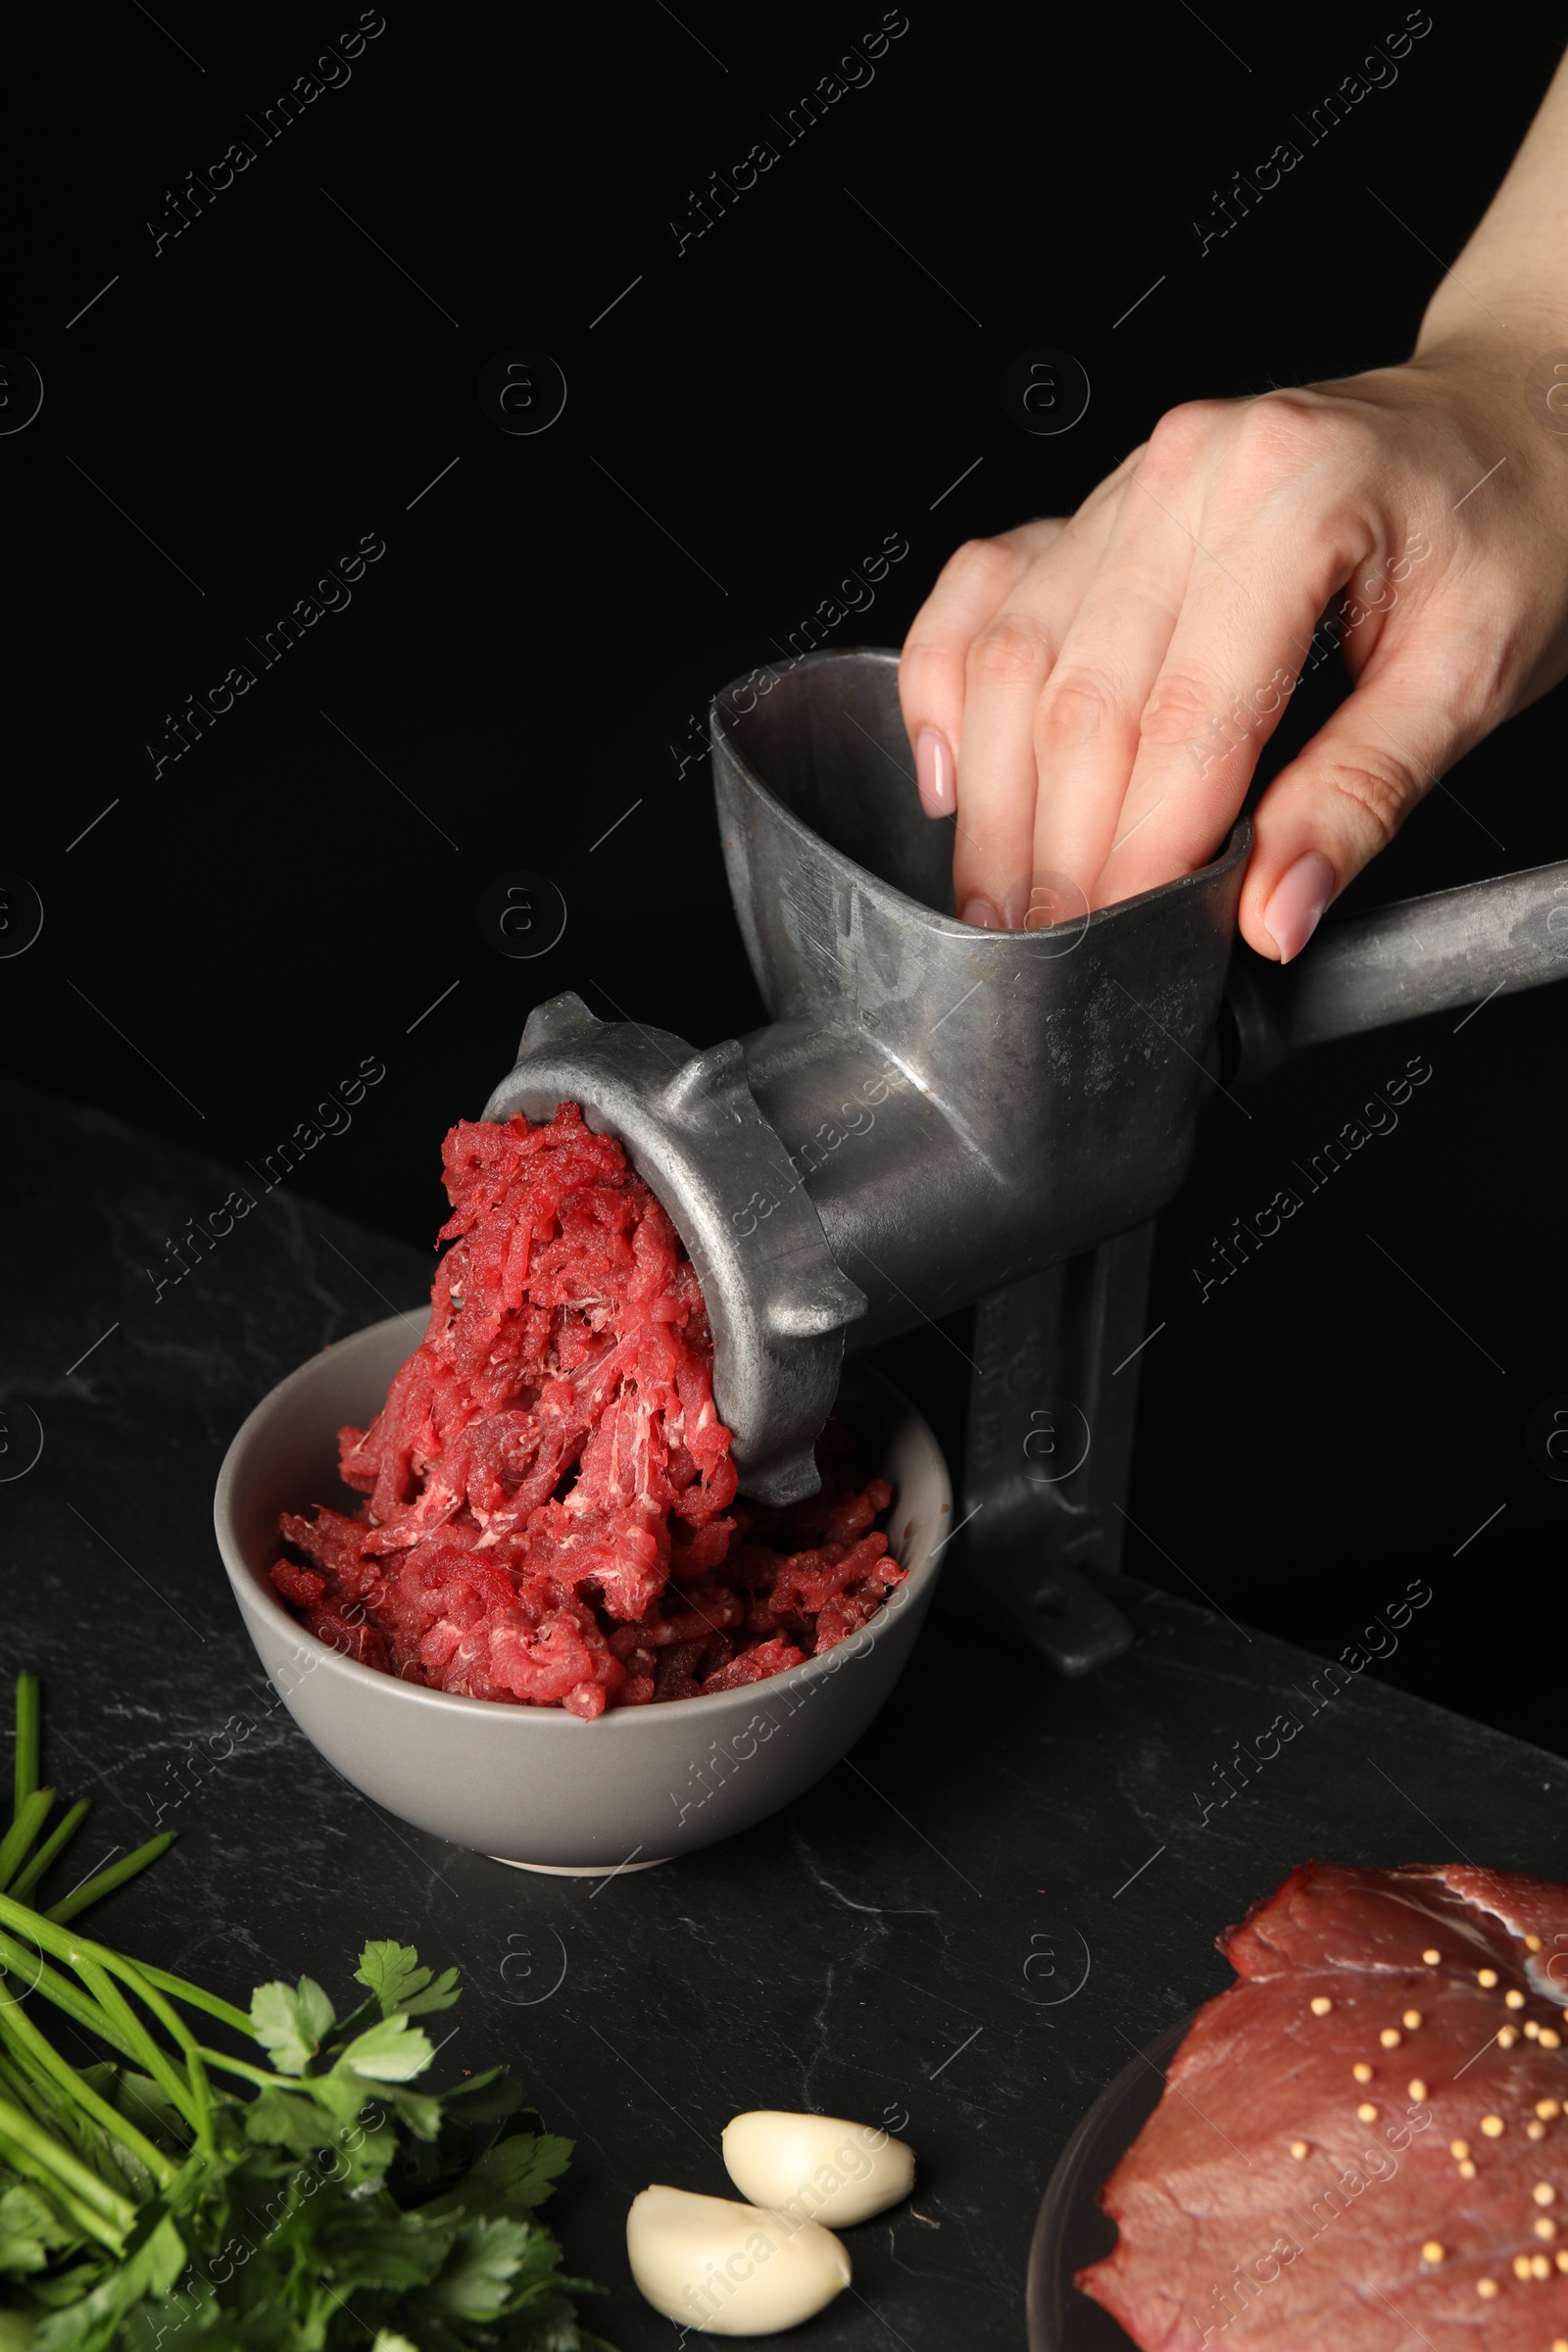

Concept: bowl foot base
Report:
left=488, top=1854, right=672, bottom=1878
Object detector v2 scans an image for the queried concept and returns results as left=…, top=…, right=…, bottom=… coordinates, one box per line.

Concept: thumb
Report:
left=1238, top=668, right=1466, bottom=960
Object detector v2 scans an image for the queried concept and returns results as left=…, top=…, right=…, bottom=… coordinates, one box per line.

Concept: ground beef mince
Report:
left=270, top=1104, right=902, bottom=1718
left=1077, top=1862, right=1568, bottom=2348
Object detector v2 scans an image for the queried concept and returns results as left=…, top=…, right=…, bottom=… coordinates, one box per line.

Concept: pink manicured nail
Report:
left=960, top=896, right=1003, bottom=930
left=1262, top=852, right=1336, bottom=962
left=915, top=728, right=956, bottom=816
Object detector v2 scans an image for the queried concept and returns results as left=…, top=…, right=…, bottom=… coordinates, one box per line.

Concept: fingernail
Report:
left=1262, top=852, right=1336, bottom=962
left=960, top=896, right=1003, bottom=930
left=915, top=728, right=956, bottom=816
left=1000, top=879, right=1031, bottom=932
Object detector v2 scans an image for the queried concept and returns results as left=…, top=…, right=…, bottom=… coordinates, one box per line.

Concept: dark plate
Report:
left=1025, top=2014, right=1198, bottom=2352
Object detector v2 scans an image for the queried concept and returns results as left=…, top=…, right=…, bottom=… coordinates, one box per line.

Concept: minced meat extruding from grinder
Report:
left=270, top=1103, right=903, bottom=1717
left=1077, top=1862, right=1568, bottom=2349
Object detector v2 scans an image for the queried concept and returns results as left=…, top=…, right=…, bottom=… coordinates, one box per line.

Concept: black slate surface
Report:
left=4, top=1068, right=1567, bottom=2352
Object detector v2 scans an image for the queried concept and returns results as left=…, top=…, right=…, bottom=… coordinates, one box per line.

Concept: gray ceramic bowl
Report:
left=214, top=1312, right=951, bottom=1871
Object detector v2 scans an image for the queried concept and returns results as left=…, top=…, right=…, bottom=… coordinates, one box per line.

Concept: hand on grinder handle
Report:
left=898, top=42, right=1568, bottom=962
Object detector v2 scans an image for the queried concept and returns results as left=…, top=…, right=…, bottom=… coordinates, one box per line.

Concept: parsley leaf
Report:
left=248, top=1975, right=338, bottom=2075
left=354, top=1940, right=461, bottom=2020
left=336, top=2014, right=437, bottom=2084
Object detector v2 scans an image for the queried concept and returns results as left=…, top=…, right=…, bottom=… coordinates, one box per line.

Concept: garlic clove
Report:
left=721, top=2109, right=916, bottom=2228
left=626, top=2183, right=851, bottom=2335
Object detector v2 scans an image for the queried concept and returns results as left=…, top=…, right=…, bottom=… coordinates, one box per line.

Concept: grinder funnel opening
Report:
left=716, top=649, right=958, bottom=917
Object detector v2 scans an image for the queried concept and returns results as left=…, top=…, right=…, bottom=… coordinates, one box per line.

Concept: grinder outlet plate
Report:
left=483, top=990, right=865, bottom=1507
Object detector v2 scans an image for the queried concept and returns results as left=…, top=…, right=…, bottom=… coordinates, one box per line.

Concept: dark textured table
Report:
left=4, top=1070, right=1565, bottom=2351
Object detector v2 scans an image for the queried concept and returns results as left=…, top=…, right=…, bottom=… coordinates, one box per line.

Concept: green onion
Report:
left=134, top=1958, right=252, bottom=2034
left=0, top=2101, right=138, bottom=2250
left=46, top=1830, right=175, bottom=1924
left=0, top=1995, right=176, bottom=2184
left=0, top=1787, right=54, bottom=1892
left=8, top=1795, right=90, bottom=1902
left=13, top=1670, right=39, bottom=1815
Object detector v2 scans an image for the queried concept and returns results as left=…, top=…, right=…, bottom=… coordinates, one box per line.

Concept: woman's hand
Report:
left=898, top=338, right=1568, bottom=958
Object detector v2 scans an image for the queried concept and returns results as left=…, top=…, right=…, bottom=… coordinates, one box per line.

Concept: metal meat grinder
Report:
left=484, top=649, right=1568, bottom=1673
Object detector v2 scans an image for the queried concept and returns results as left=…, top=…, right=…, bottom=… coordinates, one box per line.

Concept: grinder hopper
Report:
left=488, top=649, right=1568, bottom=1666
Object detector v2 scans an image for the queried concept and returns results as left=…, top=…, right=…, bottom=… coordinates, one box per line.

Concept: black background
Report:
left=4, top=4, right=1565, bottom=1749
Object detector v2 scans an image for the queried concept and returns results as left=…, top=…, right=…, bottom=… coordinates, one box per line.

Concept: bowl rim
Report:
left=214, top=1310, right=952, bottom=1734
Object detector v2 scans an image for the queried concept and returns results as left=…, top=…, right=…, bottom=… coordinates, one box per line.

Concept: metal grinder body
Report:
left=485, top=649, right=1568, bottom=1668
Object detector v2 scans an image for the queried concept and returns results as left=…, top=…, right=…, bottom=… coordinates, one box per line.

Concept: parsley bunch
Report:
left=0, top=1675, right=612, bottom=2351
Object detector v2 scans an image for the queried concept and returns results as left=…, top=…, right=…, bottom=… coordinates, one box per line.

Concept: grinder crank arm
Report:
left=1220, top=853, right=1568, bottom=1086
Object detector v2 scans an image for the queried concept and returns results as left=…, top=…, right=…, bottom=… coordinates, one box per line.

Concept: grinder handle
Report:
left=1224, top=853, right=1568, bottom=1085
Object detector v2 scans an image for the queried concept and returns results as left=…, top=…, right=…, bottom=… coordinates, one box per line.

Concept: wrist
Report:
left=1414, top=289, right=1568, bottom=372
left=1405, top=318, right=1568, bottom=487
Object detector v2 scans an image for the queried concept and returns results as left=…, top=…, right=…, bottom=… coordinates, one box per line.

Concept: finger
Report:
left=1239, top=637, right=1474, bottom=959
left=945, top=502, right=1126, bottom=923
left=899, top=524, right=1061, bottom=817
left=899, top=455, right=1143, bottom=830
left=1022, top=471, right=1200, bottom=906
left=1087, top=496, right=1373, bottom=910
